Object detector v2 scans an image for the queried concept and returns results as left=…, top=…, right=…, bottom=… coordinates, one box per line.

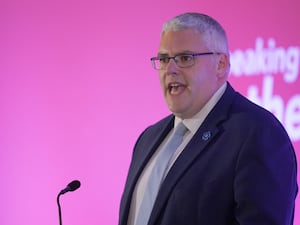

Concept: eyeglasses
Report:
left=150, top=52, right=218, bottom=70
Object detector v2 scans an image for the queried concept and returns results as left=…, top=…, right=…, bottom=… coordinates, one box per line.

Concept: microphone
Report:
left=57, top=180, right=81, bottom=225
left=59, top=180, right=81, bottom=195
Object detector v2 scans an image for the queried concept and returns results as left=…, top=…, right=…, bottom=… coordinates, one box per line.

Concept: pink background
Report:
left=0, top=0, right=299, bottom=224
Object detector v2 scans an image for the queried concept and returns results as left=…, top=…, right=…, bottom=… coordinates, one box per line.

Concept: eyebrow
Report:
left=157, top=53, right=169, bottom=57
left=157, top=51, right=195, bottom=57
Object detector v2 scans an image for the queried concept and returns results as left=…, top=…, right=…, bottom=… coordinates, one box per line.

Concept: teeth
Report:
left=168, top=83, right=181, bottom=92
left=169, top=83, right=180, bottom=88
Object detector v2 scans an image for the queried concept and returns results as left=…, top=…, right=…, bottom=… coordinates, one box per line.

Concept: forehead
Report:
left=158, top=29, right=207, bottom=53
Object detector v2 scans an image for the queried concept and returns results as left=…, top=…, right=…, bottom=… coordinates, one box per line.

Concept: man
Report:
left=119, top=12, right=298, bottom=225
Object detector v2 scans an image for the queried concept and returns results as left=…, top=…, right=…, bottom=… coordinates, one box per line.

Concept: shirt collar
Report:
left=175, top=82, right=227, bottom=134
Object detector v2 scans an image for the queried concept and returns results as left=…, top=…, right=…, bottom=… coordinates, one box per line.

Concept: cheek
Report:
left=158, top=73, right=167, bottom=92
left=158, top=73, right=164, bottom=85
left=188, top=72, right=212, bottom=96
left=193, top=64, right=216, bottom=83
left=189, top=72, right=205, bottom=87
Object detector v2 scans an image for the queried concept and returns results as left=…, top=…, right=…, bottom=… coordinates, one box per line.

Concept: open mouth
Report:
left=168, top=82, right=185, bottom=94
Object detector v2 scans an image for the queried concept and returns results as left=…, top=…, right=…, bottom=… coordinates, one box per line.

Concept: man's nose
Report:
left=165, top=58, right=179, bottom=73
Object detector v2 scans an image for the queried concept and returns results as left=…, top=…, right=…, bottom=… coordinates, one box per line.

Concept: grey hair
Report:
left=162, top=12, right=229, bottom=54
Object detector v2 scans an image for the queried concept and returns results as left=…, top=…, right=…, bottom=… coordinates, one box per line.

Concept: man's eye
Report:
left=159, top=57, right=170, bottom=64
left=179, top=55, right=193, bottom=62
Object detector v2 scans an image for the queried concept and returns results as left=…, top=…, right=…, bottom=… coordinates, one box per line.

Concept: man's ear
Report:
left=216, top=53, right=230, bottom=78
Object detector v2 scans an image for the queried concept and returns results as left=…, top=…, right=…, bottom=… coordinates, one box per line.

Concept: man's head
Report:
left=162, top=13, right=229, bottom=55
left=153, top=12, right=230, bottom=119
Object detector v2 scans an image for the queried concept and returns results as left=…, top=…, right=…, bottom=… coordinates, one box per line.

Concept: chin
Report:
left=170, top=110, right=185, bottom=119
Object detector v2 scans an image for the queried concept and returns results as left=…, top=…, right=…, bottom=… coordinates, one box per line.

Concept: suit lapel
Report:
left=148, top=83, right=237, bottom=225
left=129, top=118, right=174, bottom=187
left=119, top=116, right=175, bottom=225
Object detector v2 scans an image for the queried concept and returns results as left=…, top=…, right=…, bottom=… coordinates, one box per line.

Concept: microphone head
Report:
left=68, top=180, right=81, bottom=192
left=59, top=180, right=81, bottom=195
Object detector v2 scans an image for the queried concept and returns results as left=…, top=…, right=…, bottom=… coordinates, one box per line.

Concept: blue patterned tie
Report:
left=135, top=122, right=188, bottom=225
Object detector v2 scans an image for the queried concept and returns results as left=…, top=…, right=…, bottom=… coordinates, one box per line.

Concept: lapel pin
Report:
left=202, top=131, right=211, bottom=141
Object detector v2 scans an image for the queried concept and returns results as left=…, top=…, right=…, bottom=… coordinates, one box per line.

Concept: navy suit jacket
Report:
left=119, top=82, right=297, bottom=225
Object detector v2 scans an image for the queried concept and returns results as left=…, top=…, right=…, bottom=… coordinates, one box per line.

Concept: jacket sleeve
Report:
left=234, top=119, right=298, bottom=225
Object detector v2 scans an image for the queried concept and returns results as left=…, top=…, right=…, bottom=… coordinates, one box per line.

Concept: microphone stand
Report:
left=57, top=193, right=63, bottom=225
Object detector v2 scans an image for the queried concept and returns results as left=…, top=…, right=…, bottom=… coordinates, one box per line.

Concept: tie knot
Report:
left=174, top=122, right=188, bottom=137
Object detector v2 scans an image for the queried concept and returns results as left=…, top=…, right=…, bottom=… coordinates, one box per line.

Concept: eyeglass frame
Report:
left=150, top=52, right=220, bottom=70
